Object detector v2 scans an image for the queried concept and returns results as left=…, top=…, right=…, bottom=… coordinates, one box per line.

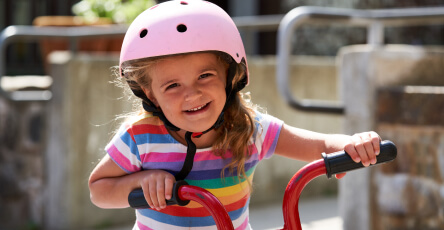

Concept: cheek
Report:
left=216, top=82, right=227, bottom=99
left=158, top=97, right=179, bottom=114
left=209, top=77, right=226, bottom=93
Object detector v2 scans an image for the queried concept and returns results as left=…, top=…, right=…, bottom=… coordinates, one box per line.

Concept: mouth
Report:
left=185, top=102, right=210, bottom=113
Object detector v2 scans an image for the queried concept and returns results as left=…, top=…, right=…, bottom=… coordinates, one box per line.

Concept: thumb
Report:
left=335, top=172, right=346, bottom=179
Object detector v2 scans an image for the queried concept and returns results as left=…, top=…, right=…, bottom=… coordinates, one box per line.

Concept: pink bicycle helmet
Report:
left=119, top=0, right=249, bottom=181
left=119, top=0, right=248, bottom=83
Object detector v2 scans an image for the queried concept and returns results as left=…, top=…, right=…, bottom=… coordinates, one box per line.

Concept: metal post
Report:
left=367, top=21, right=384, bottom=46
left=277, top=6, right=444, bottom=114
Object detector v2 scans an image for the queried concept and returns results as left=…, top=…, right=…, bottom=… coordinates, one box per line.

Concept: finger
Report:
left=344, top=136, right=362, bottom=163
left=149, top=181, right=160, bottom=209
left=142, top=185, right=155, bottom=209
left=164, top=175, right=175, bottom=201
left=369, top=131, right=381, bottom=155
left=353, top=135, right=370, bottom=167
left=335, top=172, right=346, bottom=179
left=157, top=178, right=166, bottom=209
left=344, top=143, right=361, bottom=163
left=360, top=134, right=377, bottom=165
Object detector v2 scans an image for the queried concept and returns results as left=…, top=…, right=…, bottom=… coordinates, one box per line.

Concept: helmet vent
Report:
left=139, top=29, right=148, bottom=38
left=177, top=24, right=187, bottom=33
left=236, top=53, right=239, bottom=57
left=180, top=1, right=188, bottom=5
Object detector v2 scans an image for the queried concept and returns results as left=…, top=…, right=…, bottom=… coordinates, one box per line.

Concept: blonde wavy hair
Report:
left=119, top=51, right=258, bottom=184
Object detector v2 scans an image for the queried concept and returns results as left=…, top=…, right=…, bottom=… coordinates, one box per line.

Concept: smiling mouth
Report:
left=186, top=102, right=209, bottom=112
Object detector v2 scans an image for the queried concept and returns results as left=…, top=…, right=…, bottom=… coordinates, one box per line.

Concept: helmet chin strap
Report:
left=134, top=61, right=246, bottom=181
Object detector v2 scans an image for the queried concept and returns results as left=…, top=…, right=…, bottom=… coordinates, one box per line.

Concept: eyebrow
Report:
left=159, top=64, right=220, bottom=88
left=199, top=67, right=218, bottom=73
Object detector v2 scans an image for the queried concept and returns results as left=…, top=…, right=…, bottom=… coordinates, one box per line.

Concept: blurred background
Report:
left=0, top=0, right=443, bottom=229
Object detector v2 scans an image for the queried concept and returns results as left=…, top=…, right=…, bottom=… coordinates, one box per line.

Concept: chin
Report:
left=186, top=126, right=213, bottom=133
left=179, top=121, right=216, bottom=133
left=171, top=116, right=220, bottom=133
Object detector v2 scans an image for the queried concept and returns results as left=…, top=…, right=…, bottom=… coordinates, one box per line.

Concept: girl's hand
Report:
left=139, top=170, right=176, bottom=210
left=345, top=131, right=381, bottom=167
left=335, top=131, right=381, bottom=179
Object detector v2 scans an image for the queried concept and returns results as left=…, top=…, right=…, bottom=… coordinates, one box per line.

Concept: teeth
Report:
left=187, top=104, right=206, bottom=112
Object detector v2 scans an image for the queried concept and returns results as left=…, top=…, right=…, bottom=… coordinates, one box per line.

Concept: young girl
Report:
left=88, top=1, right=381, bottom=229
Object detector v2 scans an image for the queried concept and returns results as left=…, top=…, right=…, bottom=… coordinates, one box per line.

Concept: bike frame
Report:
left=177, top=185, right=235, bottom=230
left=129, top=140, right=397, bottom=230
left=174, top=159, right=326, bottom=230
left=281, top=159, right=327, bottom=230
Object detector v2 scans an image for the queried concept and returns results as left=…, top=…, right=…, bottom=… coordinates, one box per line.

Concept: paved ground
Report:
left=103, top=197, right=341, bottom=230
left=249, top=197, right=342, bottom=230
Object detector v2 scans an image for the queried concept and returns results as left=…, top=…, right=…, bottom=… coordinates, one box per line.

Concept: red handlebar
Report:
left=281, top=159, right=326, bottom=230
left=126, top=161, right=328, bottom=230
left=129, top=141, right=397, bottom=230
left=178, top=185, right=234, bottom=230
left=281, top=140, right=397, bottom=230
left=128, top=183, right=235, bottom=229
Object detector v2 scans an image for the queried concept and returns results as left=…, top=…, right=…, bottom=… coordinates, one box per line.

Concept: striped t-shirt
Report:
left=106, top=111, right=283, bottom=230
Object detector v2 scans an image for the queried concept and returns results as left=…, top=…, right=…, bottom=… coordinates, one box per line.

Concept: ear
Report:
left=141, top=87, right=159, bottom=107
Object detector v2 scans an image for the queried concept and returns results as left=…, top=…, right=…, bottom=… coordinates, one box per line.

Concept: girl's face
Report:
left=143, top=52, right=228, bottom=133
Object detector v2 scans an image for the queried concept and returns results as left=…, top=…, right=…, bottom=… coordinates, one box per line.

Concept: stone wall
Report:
left=338, top=45, right=444, bottom=230
left=374, top=87, right=444, bottom=230
left=0, top=98, right=47, bottom=229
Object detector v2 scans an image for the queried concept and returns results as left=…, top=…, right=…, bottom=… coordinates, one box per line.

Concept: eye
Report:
left=165, top=83, right=179, bottom=90
left=199, top=73, right=213, bottom=79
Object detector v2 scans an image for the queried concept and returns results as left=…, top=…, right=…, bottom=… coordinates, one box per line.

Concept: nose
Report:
left=184, top=85, right=202, bottom=102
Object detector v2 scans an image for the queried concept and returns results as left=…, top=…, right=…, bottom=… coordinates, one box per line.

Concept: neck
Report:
left=171, top=129, right=218, bottom=149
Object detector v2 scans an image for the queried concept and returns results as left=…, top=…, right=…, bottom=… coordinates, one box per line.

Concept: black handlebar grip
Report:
left=322, top=140, right=397, bottom=178
left=128, top=180, right=190, bottom=209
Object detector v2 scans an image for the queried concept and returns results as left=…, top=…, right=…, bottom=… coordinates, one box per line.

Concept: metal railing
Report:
left=0, top=25, right=128, bottom=101
left=0, top=15, right=282, bottom=101
left=277, top=6, right=444, bottom=114
left=1, top=7, right=444, bottom=104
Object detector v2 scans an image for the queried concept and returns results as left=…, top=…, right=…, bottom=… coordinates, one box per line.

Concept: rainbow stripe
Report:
left=106, top=112, right=282, bottom=229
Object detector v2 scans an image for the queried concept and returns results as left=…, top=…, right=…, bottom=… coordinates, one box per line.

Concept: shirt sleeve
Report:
left=105, top=122, right=142, bottom=174
left=254, top=112, right=284, bottom=160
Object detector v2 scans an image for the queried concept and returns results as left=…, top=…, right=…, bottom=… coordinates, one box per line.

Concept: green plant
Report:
left=72, top=0, right=156, bottom=24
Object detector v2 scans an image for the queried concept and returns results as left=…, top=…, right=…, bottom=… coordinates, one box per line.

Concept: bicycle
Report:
left=128, top=140, right=397, bottom=230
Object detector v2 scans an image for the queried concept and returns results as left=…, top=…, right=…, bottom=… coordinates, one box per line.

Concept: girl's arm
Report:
left=89, top=155, right=175, bottom=210
left=274, top=124, right=380, bottom=166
